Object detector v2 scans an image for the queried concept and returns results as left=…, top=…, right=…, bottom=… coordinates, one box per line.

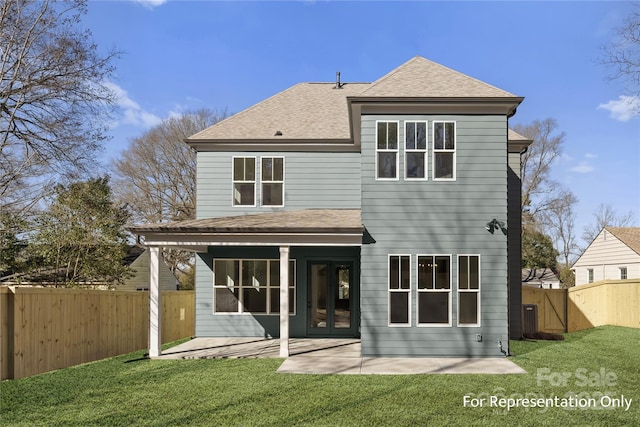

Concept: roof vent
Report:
left=334, top=71, right=342, bottom=89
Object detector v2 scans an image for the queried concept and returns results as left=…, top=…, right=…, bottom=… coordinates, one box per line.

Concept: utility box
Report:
left=522, top=304, right=538, bottom=337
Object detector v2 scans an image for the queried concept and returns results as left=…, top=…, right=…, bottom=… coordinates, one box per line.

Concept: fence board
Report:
left=0, top=287, right=194, bottom=380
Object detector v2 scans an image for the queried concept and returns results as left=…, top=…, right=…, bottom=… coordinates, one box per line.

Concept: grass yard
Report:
left=1, top=326, right=639, bottom=426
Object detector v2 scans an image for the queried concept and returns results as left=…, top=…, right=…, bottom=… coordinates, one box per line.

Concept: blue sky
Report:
left=84, top=1, right=639, bottom=242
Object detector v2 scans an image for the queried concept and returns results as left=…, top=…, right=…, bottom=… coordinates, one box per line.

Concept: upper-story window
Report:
left=405, top=121, right=427, bottom=180
left=261, top=157, right=284, bottom=206
left=433, top=121, right=456, bottom=180
left=376, top=121, right=399, bottom=180
left=233, top=157, right=256, bottom=206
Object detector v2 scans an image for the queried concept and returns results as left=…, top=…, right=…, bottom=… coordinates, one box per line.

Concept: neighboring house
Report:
left=572, top=227, right=640, bottom=286
left=522, top=268, right=561, bottom=289
left=130, top=56, right=532, bottom=358
left=120, top=246, right=178, bottom=292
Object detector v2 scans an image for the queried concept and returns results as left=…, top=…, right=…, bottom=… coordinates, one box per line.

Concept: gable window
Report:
left=388, top=255, right=411, bottom=326
left=232, top=157, right=256, bottom=206
left=213, top=259, right=295, bottom=314
left=405, top=121, right=427, bottom=180
left=620, top=267, right=628, bottom=280
left=261, top=157, right=284, bottom=206
left=376, top=121, right=399, bottom=180
left=458, top=255, right=480, bottom=326
left=433, top=121, right=456, bottom=180
left=417, top=255, right=451, bottom=326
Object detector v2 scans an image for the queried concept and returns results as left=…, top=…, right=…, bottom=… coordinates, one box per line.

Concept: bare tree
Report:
left=582, top=203, right=636, bottom=245
left=0, top=0, right=119, bottom=214
left=601, top=2, right=640, bottom=98
left=112, top=109, right=227, bottom=285
left=541, top=189, right=579, bottom=267
left=513, top=118, right=567, bottom=218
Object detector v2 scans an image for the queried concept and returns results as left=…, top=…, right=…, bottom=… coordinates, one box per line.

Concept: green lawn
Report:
left=1, top=326, right=638, bottom=426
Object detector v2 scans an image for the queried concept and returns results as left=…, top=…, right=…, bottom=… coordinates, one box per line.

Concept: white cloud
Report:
left=132, top=0, right=168, bottom=9
left=105, top=81, right=162, bottom=129
left=598, top=95, right=640, bottom=122
left=570, top=162, right=595, bottom=174
left=585, top=153, right=597, bottom=159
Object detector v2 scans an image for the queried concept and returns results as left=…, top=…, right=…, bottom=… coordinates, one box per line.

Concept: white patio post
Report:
left=279, top=246, right=290, bottom=357
left=149, top=246, right=162, bottom=358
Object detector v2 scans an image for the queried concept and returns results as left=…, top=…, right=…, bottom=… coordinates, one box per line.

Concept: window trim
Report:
left=375, top=120, right=400, bottom=181
left=388, top=254, right=412, bottom=327
left=260, top=156, right=285, bottom=207
left=404, top=120, right=428, bottom=181
left=416, top=254, right=452, bottom=327
left=457, top=254, right=481, bottom=327
left=231, top=156, right=257, bottom=207
left=432, top=121, right=456, bottom=181
left=213, top=258, right=296, bottom=315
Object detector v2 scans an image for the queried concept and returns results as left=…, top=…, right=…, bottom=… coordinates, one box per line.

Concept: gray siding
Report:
left=507, top=152, right=523, bottom=339
left=360, top=115, right=509, bottom=357
left=196, top=151, right=361, bottom=219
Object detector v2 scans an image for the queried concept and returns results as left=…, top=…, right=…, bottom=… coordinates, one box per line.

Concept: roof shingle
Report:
left=606, top=227, right=640, bottom=256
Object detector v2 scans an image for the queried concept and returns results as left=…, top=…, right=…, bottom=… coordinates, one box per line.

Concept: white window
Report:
left=433, top=121, right=456, bottom=180
left=232, top=157, right=256, bottom=206
left=620, top=267, right=628, bottom=280
left=405, top=121, right=427, bottom=180
left=588, top=268, right=594, bottom=283
left=458, top=255, right=480, bottom=326
left=213, top=259, right=295, bottom=314
left=417, top=255, right=451, bottom=326
left=261, top=157, right=284, bottom=206
left=388, top=254, right=411, bottom=326
left=376, top=121, right=399, bottom=180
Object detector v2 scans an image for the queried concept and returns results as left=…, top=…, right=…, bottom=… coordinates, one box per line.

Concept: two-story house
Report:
left=130, top=56, right=531, bottom=358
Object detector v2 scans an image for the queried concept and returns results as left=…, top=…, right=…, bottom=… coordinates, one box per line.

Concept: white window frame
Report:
left=404, top=121, right=428, bottom=181
left=432, top=121, right=456, bottom=181
left=213, top=259, right=296, bottom=315
left=388, top=254, right=411, bottom=327
left=232, top=156, right=257, bottom=207
left=416, top=254, right=452, bottom=327
left=260, top=156, right=285, bottom=207
left=375, top=120, right=400, bottom=181
left=457, top=254, right=481, bottom=327
left=620, top=267, right=628, bottom=280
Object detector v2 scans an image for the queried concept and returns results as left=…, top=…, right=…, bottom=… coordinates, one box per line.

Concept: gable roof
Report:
left=358, top=56, right=517, bottom=98
left=186, top=56, right=522, bottom=145
left=606, top=227, right=640, bottom=256
left=521, top=268, right=560, bottom=285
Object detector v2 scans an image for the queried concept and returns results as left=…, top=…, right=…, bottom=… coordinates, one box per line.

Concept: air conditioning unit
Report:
left=522, top=304, right=538, bottom=337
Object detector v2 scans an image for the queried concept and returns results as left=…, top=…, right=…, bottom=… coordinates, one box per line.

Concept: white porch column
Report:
left=279, top=246, right=290, bottom=357
left=149, top=246, right=162, bottom=358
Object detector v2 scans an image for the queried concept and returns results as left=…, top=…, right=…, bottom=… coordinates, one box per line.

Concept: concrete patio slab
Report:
left=157, top=338, right=527, bottom=375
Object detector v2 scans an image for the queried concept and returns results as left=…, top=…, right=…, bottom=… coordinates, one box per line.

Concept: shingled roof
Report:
left=186, top=56, right=522, bottom=143
left=606, top=227, right=640, bottom=256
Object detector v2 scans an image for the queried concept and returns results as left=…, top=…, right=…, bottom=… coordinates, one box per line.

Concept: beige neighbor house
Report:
left=572, top=227, right=640, bottom=286
left=120, top=246, right=178, bottom=291
left=521, top=268, right=561, bottom=289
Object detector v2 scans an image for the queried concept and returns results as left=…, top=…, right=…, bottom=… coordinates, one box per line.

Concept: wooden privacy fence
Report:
left=0, top=287, right=194, bottom=380
left=521, top=279, right=640, bottom=335
left=567, top=279, right=640, bottom=332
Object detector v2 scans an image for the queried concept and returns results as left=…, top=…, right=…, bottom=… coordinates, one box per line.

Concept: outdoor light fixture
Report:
left=485, top=218, right=507, bottom=235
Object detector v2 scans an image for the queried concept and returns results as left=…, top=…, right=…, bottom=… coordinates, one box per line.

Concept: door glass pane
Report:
left=334, top=265, right=350, bottom=328
left=309, top=264, right=328, bottom=328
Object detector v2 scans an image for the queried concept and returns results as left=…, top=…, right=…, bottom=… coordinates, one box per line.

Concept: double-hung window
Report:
left=376, top=121, right=399, bottom=180
left=261, top=157, right=284, bottom=206
left=588, top=268, right=594, bottom=283
left=417, top=255, right=451, bottom=325
left=232, top=157, right=256, bottom=206
left=405, top=121, right=427, bottom=180
left=433, top=121, right=456, bottom=180
left=213, top=259, right=295, bottom=314
left=620, top=267, right=628, bottom=280
left=388, top=255, right=411, bottom=326
left=458, top=255, right=480, bottom=326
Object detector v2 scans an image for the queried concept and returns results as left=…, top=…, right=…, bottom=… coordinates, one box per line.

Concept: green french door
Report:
left=307, top=261, right=358, bottom=337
